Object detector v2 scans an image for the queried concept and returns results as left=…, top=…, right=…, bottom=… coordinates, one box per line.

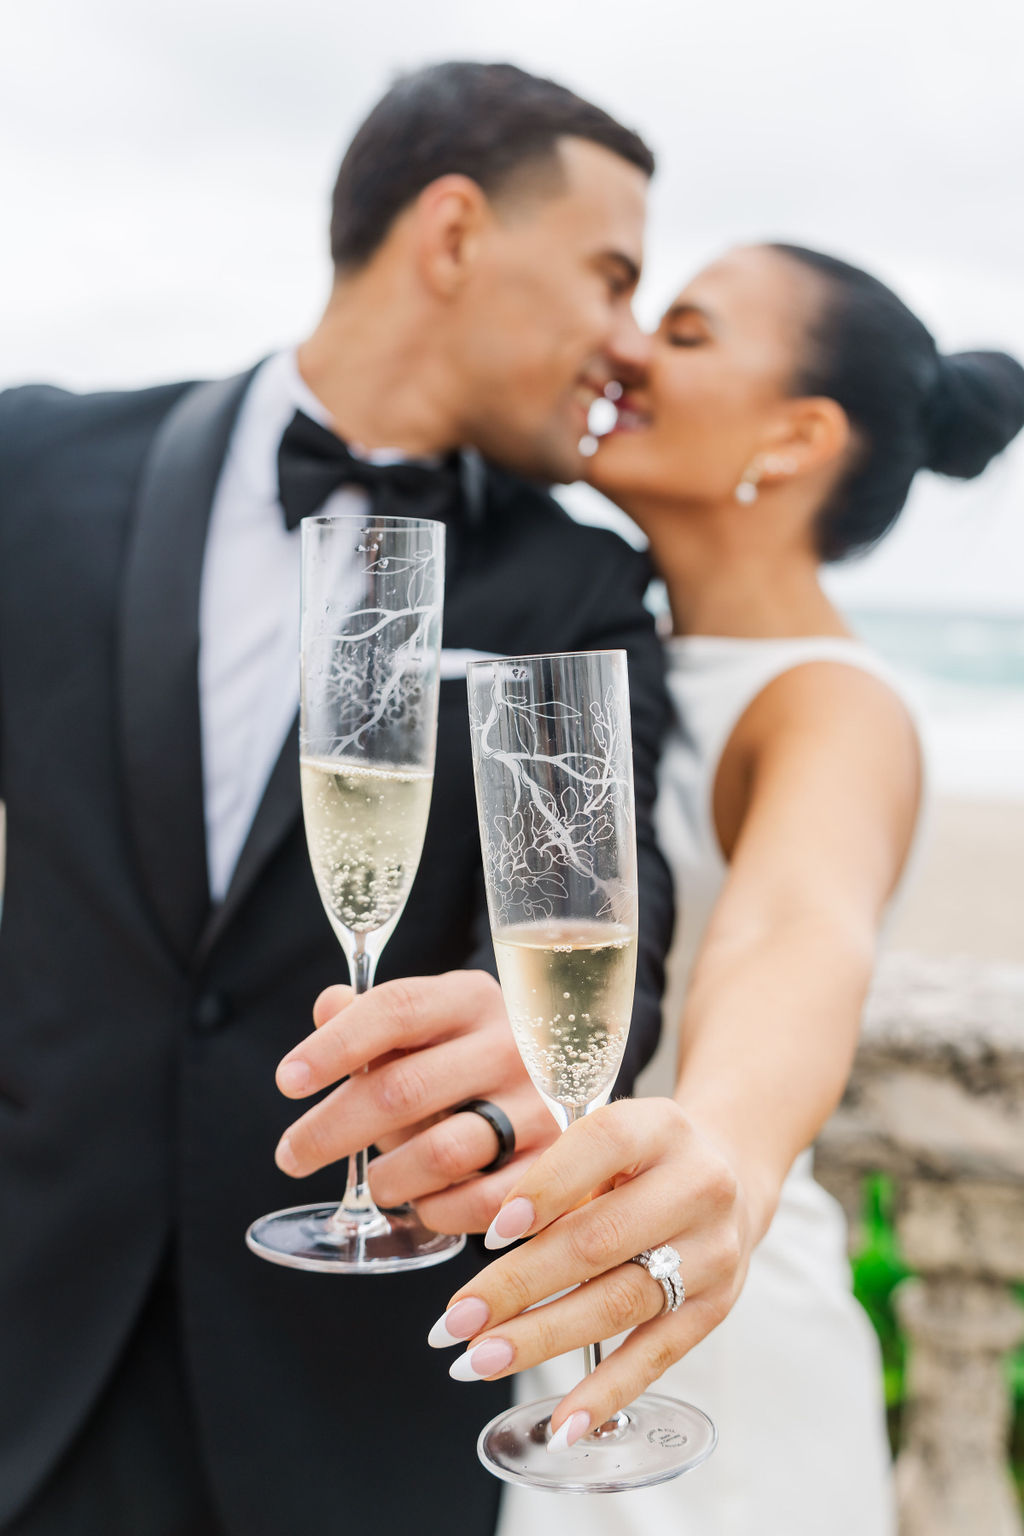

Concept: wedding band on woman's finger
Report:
left=630, top=1245, right=686, bottom=1315
left=453, top=1099, right=516, bottom=1174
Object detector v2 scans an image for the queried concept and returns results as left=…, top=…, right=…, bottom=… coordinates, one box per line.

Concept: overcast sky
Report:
left=3, top=0, right=1022, bottom=610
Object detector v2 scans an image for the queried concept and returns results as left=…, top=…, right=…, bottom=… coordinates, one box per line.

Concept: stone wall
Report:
left=817, top=952, right=1024, bottom=1535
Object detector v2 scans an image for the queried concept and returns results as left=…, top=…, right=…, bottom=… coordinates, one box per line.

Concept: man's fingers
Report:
left=276, top=1026, right=523, bottom=1177
left=413, top=1156, right=536, bottom=1236
left=368, top=1108, right=501, bottom=1204
left=311, top=984, right=353, bottom=1029
left=277, top=969, right=504, bottom=1098
left=368, top=1089, right=553, bottom=1207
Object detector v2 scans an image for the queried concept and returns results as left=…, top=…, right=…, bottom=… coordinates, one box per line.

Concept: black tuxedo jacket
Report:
left=0, top=371, right=674, bottom=1534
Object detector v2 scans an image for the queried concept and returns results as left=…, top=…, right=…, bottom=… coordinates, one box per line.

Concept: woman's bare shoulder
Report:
left=714, top=657, right=921, bottom=867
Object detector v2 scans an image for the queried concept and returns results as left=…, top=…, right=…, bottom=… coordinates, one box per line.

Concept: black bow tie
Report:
left=276, top=410, right=464, bottom=531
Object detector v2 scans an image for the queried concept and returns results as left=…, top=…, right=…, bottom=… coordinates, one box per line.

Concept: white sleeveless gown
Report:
left=496, top=635, right=923, bottom=1536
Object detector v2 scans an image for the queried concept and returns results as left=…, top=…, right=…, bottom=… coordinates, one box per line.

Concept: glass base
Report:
left=245, top=1202, right=466, bottom=1274
left=478, top=1392, right=717, bottom=1493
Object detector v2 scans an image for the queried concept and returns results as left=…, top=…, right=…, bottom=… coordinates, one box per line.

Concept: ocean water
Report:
left=560, top=488, right=1024, bottom=805
left=847, top=609, right=1024, bottom=802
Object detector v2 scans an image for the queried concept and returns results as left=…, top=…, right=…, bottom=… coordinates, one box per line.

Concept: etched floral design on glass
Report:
left=467, top=649, right=717, bottom=1494
left=246, top=514, right=465, bottom=1276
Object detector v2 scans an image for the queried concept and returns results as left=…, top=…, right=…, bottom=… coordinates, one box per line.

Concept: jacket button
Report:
left=192, top=992, right=232, bottom=1033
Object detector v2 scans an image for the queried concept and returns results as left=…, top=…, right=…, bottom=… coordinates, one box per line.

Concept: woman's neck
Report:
left=641, top=499, right=852, bottom=640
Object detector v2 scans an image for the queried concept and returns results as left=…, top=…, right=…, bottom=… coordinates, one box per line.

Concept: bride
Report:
left=428, top=242, right=1024, bottom=1533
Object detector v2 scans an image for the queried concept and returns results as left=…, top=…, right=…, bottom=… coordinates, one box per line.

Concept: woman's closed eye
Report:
left=661, top=301, right=713, bottom=349
left=665, top=325, right=709, bottom=348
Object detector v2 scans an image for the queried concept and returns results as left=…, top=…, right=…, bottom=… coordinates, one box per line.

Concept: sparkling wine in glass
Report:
left=246, top=514, right=465, bottom=1274
left=468, top=650, right=716, bottom=1491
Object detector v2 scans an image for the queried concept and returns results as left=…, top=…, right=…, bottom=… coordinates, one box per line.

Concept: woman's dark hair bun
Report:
left=924, top=350, right=1024, bottom=479
left=769, top=242, right=1024, bottom=560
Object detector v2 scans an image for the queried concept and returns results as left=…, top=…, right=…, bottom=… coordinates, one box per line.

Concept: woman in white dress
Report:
left=427, top=243, right=1024, bottom=1533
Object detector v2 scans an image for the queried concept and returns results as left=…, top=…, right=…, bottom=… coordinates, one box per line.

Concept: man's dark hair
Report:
left=330, top=61, right=655, bottom=271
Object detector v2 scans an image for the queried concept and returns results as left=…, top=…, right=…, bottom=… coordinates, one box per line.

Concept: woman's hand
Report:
left=426, top=1096, right=763, bottom=1447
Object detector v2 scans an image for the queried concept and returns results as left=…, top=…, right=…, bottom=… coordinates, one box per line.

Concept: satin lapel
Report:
left=195, top=711, right=302, bottom=964
left=118, top=369, right=257, bottom=967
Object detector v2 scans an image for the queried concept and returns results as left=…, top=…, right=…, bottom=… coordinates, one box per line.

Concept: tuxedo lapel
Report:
left=118, top=369, right=257, bottom=966
left=121, top=428, right=492, bottom=966
left=195, top=711, right=301, bottom=964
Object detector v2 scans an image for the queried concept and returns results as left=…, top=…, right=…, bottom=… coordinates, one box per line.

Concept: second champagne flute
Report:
left=246, top=513, right=465, bottom=1274
left=468, top=649, right=716, bottom=1492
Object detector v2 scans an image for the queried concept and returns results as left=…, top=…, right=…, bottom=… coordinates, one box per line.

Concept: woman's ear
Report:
left=759, top=396, right=851, bottom=485
left=410, top=174, right=490, bottom=299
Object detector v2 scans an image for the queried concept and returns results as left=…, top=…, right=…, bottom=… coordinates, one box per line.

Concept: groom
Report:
left=0, top=62, right=671, bottom=1536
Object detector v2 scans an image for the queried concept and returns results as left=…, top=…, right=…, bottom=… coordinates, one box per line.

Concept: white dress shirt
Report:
left=198, top=351, right=503, bottom=903
left=198, top=350, right=369, bottom=902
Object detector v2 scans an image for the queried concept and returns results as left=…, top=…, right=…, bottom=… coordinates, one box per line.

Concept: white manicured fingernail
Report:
left=427, top=1297, right=490, bottom=1348
left=484, top=1196, right=535, bottom=1250
left=547, top=1411, right=590, bottom=1453
left=448, top=1338, right=514, bottom=1381
left=428, top=1316, right=460, bottom=1349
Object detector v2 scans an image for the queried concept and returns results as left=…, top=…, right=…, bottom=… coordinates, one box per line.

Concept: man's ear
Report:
left=411, top=174, right=491, bottom=298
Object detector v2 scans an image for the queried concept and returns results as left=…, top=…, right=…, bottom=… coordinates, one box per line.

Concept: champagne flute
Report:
left=467, top=650, right=716, bottom=1491
left=246, top=514, right=465, bottom=1274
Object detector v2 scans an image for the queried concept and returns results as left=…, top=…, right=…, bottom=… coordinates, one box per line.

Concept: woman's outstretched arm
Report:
left=428, top=661, right=920, bottom=1444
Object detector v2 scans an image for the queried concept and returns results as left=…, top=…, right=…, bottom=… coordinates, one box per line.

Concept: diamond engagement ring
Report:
left=631, top=1245, right=686, bottom=1314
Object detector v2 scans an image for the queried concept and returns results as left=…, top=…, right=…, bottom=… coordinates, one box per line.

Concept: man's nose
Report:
left=608, top=311, right=652, bottom=383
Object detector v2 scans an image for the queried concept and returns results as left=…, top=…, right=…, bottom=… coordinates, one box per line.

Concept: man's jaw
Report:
left=564, top=375, right=603, bottom=438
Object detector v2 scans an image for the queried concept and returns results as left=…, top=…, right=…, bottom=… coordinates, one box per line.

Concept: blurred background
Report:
left=2, top=0, right=1022, bottom=961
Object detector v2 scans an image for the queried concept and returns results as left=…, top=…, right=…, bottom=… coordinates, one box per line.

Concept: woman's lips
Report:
left=606, top=392, right=651, bottom=433
left=609, top=405, right=650, bottom=433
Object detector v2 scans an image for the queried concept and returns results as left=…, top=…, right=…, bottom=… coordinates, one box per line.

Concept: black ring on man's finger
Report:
left=453, top=1099, right=516, bottom=1174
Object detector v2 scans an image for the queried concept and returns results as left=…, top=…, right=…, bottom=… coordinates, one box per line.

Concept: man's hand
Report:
left=273, top=970, right=558, bottom=1232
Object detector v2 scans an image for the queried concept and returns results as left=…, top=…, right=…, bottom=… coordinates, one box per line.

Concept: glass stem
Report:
left=564, top=1103, right=604, bottom=1380
left=326, top=933, right=389, bottom=1235
left=563, top=1099, right=629, bottom=1440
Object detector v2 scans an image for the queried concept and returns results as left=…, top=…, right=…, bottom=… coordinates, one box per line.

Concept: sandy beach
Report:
left=883, top=795, right=1024, bottom=965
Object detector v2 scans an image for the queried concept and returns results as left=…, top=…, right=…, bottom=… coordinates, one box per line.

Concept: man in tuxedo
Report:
left=0, top=62, right=672, bottom=1536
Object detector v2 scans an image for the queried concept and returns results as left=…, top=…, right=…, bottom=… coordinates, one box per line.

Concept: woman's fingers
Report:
left=420, top=1094, right=753, bottom=1437
left=444, top=1265, right=662, bottom=1378
left=434, top=1109, right=740, bottom=1331
left=543, top=1294, right=728, bottom=1443
left=433, top=1242, right=722, bottom=1386
left=480, top=1099, right=690, bottom=1250
left=441, top=1163, right=709, bottom=1331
